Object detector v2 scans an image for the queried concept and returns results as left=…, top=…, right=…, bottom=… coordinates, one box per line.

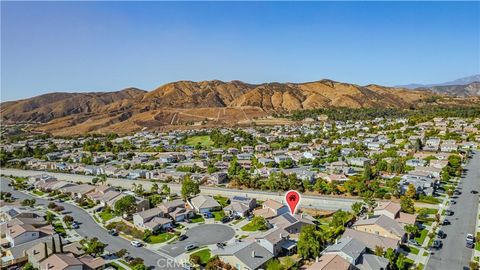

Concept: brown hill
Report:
left=1, top=79, right=475, bottom=135
left=1, top=88, right=146, bottom=123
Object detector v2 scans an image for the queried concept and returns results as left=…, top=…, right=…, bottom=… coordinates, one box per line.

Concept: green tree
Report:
left=266, top=259, right=284, bottom=270
left=351, top=202, right=364, bottom=216
left=23, top=263, right=36, bottom=270
left=396, top=253, right=407, bottom=270
left=400, top=196, right=415, bottom=214
left=80, top=237, right=107, bottom=256
left=114, top=195, right=136, bottom=215
left=363, top=164, right=373, bottom=180
left=384, top=248, right=397, bottom=266
left=151, top=183, right=159, bottom=194
left=297, top=225, right=324, bottom=260
left=181, top=175, right=200, bottom=200
left=404, top=224, right=419, bottom=240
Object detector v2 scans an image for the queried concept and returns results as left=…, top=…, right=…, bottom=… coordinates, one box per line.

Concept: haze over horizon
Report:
left=2, top=1, right=479, bottom=101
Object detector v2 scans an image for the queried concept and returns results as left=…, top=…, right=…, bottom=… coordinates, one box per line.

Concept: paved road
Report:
left=1, top=168, right=360, bottom=210
left=0, top=177, right=182, bottom=270
left=426, top=151, right=480, bottom=270
left=160, top=224, right=235, bottom=257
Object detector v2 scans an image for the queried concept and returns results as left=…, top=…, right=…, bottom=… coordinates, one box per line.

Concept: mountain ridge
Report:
left=2, top=79, right=479, bottom=135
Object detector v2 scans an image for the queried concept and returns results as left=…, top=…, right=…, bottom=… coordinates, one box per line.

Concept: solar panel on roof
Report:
left=283, top=213, right=297, bottom=223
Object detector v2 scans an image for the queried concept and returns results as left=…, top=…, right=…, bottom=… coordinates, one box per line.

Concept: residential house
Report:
left=213, top=241, right=274, bottom=270
left=188, top=195, right=221, bottom=214
left=352, top=215, right=406, bottom=241
left=373, top=202, right=416, bottom=226
left=253, top=199, right=289, bottom=219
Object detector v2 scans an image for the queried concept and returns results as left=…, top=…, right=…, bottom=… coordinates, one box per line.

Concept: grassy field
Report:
left=185, top=135, right=214, bottom=147
left=190, top=249, right=211, bottom=265
left=107, top=262, right=127, bottom=270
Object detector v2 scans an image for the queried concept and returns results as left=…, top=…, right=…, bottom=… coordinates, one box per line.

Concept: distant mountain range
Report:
left=397, top=74, right=480, bottom=88
left=1, top=78, right=479, bottom=135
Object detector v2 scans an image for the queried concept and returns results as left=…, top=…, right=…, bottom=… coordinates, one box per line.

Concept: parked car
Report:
left=442, top=219, right=451, bottom=225
left=216, top=242, right=225, bottom=248
left=221, top=216, right=231, bottom=223
left=431, top=240, right=443, bottom=250
left=95, top=207, right=104, bottom=213
left=71, top=223, right=79, bottom=229
left=471, top=190, right=478, bottom=194
left=437, top=230, right=446, bottom=239
left=466, top=234, right=475, bottom=243
left=125, top=256, right=135, bottom=263
left=178, top=235, right=188, bottom=241
left=445, top=210, right=454, bottom=216
left=203, top=212, right=213, bottom=218
left=130, top=241, right=142, bottom=247
left=185, top=244, right=197, bottom=251
left=109, top=229, right=118, bottom=236
left=450, top=200, right=456, bottom=205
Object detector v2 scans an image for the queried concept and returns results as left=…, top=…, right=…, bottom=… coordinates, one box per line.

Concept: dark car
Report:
left=445, top=210, right=454, bottom=216
left=467, top=241, right=475, bottom=249
left=450, top=200, right=456, bottom=205
left=178, top=235, right=188, bottom=241
left=221, top=216, right=231, bottom=223
left=431, top=240, right=443, bottom=250
left=471, top=190, right=478, bottom=194
left=437, top=230, right=446, bottom=239
left=109, top=229, right=118, bottom=236
left=454, top=190, right=461, bottom=195
left=216, top=242, right=225, bottom=248
left=442, top=219, right=451, bottom=225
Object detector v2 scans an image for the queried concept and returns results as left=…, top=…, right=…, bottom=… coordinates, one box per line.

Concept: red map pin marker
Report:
left=285, top=190, right=301, bottom=215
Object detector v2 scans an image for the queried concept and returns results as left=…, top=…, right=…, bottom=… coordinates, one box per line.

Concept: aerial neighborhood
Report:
left=1, top=114, right=479, bottom=270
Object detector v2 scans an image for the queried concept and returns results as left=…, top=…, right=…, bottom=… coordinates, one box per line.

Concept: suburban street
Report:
left=0, top=168, right=360, bottom=210
left=0, top=177, right=183, bottom=270
left=426, top=151, right=480, bottom=270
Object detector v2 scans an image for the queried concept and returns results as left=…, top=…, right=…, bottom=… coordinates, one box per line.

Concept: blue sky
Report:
left=2, top=1, right=479, bottom=101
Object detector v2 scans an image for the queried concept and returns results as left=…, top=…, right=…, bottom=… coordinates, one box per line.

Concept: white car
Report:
left=467, top=234, right=475, bottom=243
left=130, top=241, right=142, bottom=247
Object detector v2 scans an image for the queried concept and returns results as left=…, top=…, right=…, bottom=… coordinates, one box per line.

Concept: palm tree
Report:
left=405, top=224, right=419, bottom=240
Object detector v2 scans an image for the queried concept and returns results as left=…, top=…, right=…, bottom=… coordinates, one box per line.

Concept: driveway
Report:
left=0, top=177, right=182, bottom=270
left=160, top=224, right=235, bottom=257
left=426, top=151, right=480, bottom=270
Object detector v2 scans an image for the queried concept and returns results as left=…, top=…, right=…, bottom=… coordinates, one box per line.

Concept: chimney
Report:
left=252, top=251, right=255, bottom=258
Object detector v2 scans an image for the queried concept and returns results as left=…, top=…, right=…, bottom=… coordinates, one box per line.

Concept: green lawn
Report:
left=213, top=211, right=226, bottom=221
left=422, top=251, right=429, bottom=256
left=185, top=135, right=214, bottom=147
left=241, top=219, right=268, bottom=232
left=191, top=249, right=211, bottom=265
left=190, top=214, right=205, bottom=223
left=99, top=210, right=116, bottom=222
left=214, top=195, right=230, bottom=207
left=476, top=243, right=480, bottom=252
left=145, top=233, right=176, bottom=244
left=32, top=190, right=45, bottom=196
left=407, top=246, right=420, bottom=255
left=415, top=229, right=428, bottom=244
